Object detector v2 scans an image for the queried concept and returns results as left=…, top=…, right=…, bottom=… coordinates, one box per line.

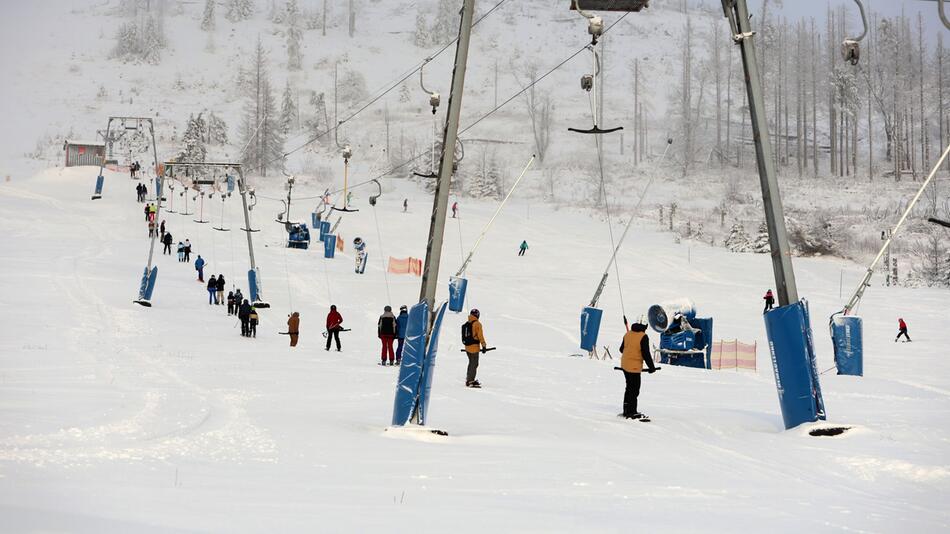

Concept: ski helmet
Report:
left=470, top=308, right=480, bottom=318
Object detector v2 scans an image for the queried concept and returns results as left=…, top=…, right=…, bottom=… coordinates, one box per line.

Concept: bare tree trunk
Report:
left=829, top=8, right=837, bottom=176
left=726, top=47, right=732, bottom=164
left=940, top=34, right=946, bottom=171
left=322, top=0, right=327, bottom=37
left=918, top=13, right=927, bottom=173
left=813, top=23, right=818, bottom=177
left=715, top=25, right=722, bottom=167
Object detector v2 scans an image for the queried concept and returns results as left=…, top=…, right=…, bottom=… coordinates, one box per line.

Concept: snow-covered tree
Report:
left=336, top=68, right=368, bottom=105
left=201, top=0, right=215, bottom=31
left=912, top=229, right=949, bottom=287
left=467, top=151, right=502, bottom=199
left=225, top=0, right=254, bottom=22
left=239, top=39, right=285, bottom=176
left=413, top=9, right=430, bottom=47
left=111, top=15, right=166, bottom=64
left=286, top=18, right=303, bottom=70
left=176, top=113, right=208, bottom=163
left=724, top=222, right=752, bottom=253
left=431, top=0, right=457, bottom=45
left=280, top=81, right=298, bottom=133
left=305, top=91, right=329, bottom=145
left=206, top=112, right=229, bottom=145
left=751, top=222, right=771, bottom=253
left=788, top=214, right=836, bottom=256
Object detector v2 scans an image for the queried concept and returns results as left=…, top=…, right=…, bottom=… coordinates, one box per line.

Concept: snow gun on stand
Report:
left=647, top=299, right=713, bottom=369
left=830, top=142, right=950, bottom=377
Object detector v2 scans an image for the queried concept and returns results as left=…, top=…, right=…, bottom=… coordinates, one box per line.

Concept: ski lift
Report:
left=420, top=59, right=441, bottom=115
left=213, top=191, right=231, bottom=232
left=570, top=1, right=650, bottom=14
left=929, top=217, right=950, bottom=229
left=312, top=189, right=330, bottom=228
left=194, top=190, right=210, bottom=224
left=842, top=0, right=868, bottom=66
left=369, top=179, right=382, bottom=206
left=331, top=144, right=359, bottom=213
left=568, top=46, right=622, bottom=134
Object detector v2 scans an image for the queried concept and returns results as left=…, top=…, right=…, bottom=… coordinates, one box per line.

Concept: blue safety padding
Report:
left=764, top=300, right=827, bottom=430
left=392, top=301, right=429, bottom=426
left=311, top=212, right=319, bottom=229
left=448, top=276, right=468, bottom=313
left=417, top=302, right=448, bottom=426
left=94, top=175, right=104, bottom=196
left=138, top=266, right=158, bottom=301
left=580, top=307, right=603, bottom=352
left=324, top=235, right=336, bottom=258
left=248, top=268, right=261, bottom=303
left=154, top=177, right=162, bottom=198
left=832, top=315, right=863, bottom=376
left=226, top=174, right=235, bottom=193
left=319, top=221, right=331, bottom=242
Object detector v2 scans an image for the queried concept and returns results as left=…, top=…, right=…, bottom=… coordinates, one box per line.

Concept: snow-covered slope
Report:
left=0, top=166, right=947, bottom=532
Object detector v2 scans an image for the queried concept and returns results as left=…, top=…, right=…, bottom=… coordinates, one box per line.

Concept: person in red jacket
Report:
left=763, top=289, right=775, bottom=313
left=325, top=305, right=343, bottom=351
left=895, top=318, right=912, bottom=342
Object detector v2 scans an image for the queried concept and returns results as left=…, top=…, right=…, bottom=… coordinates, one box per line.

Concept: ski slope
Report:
left=0, top=167, right=948, bottom=532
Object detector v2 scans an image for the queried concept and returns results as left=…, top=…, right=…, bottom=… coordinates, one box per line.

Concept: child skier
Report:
left=395, top=305, right=409, bottom=365
left=378, top=305, right=398, bottom=365
left=895, top=318, right=912, bottom=342
left=462, top=309, right=488, bottom=387
left=518, top=240, right=529, bottom=256
left=226, top=291, right=236, bottom=315
left=403, top=199, right=408, bottom=212
left=451, top=201, right=459, bottom=218
left=618, top=319, right=657, bottom=420
left=177, top=242, right=185, bottom=262
left=353, top=237, right=367, bottom=274
left=326, top=305, right=343, bottom=351
left=763, top=289, right=775, bottom=313
left=249, top=307, right=259, bottom=338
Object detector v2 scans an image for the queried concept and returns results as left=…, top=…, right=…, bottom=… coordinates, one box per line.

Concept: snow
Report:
left=1, top=166, right=948, bottom=532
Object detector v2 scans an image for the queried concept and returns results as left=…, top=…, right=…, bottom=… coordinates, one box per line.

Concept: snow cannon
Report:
left=324, top=234, right=337, bottom=259
left=448, top=276, right=468, bottom=313
left=830, top=315, right=863, bottom=376
left=647, top=299, right=696, bottom=333
left=287, top=223, right=310, bottom=249
left=764, top=300, right=825, bottom=429
left=319, top=220, right=331, bottom=242
left=649, top=299, right=713, bottom=369
left=579, top=307, right=604, bottom=352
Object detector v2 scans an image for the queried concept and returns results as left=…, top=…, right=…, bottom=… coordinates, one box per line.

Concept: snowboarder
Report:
left=194, top=255, right=205, bottom=281
left=226, top=291, right=235, bottom=315
left=378, top=305, right=398, bottom=365
left=325, top=305, right=343, bottom=351
left=895, top=318, right=912, bottom=342
left=238, top=299, right=252, bottom=337
left=353, top=237, right=367, bottom=274
left=403, top=198, right=408, bottom=213
left=184, top=239, right=192, bottom=262
left=618, top=319, right=657, bottom=420
left=452, top=201, right=459, bottom=218
left=207, top=275, right=217, bottom=305
left=177, top=242, right=185, bottom=262
left=518, top=240, right=529, bottom=256
left=462, top=309, right=487, bottom=387
left=162, top=231, right=174, bottom=255
left=248, top=307, right=259, bottom=338
left=287, top=311, right=300, bottom=347
left=763, top=289, right=775, bottom=313
left=395, top=305, right=409, bottom=365
left=215, top=274, right=226, bottom=304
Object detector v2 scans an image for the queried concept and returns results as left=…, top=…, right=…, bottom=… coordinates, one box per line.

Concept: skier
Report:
left=618, top=319, right=657, bottom=420
left=162, top=231, right=174, bottom=255
left=233, top=289, right=244, bottom=311
left=160, top=219, right=166, bottom=239
left=238, top=299, right=252, bottom=337
left=378, top=305, right=398, bottom=365
left=287, top=311, right=300, bottom=347
left=347, top=191, right=353, bottom=206
left=451, top=201, right=459, bottom=218
left=177, top=242, right=185, bottom=262
left=395, top=305, right=409, bottom=365
left=763, top=289, right=775, bottom=313
left=353, top=237, right=367, bottom=274
left=148, top=203, right=157, bottom=222
left=895, top=318, right=912, bottom=342
left=248, top=307, right=259, bottom=338
left=403, top=198, right=408, bottom=213
left=226, top=291, right=236, bottom=315
left=136, top=183, right=143, bottom=202
left=325, top=305, right=343, bottom=351
left=144, top=204, right=150, bottom=221
left=215, top=274, right=226, bottom=304
left=148, top=219, right=157, bottom=238
left=194, top=255, right=206, bottom=282
left=518, top=240, right=529, bottom=256
left=141, top=183, right=147, bottom=201
left=207, top=275, right=217, bottom=305
left=184, top=239, right=192, bottom=262
left=462, top=309, right=487, bottom=388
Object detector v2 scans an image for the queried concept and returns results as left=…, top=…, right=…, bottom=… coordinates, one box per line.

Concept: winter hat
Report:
left=330, top=304, right=337, bottom=310
left=400, top=305, right=408, bottom=312
left=470, top=308, right=480, bottom=318
left=384, top=305, right=392, bottom=312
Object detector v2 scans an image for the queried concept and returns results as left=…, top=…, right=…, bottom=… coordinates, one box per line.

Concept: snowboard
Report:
left=617, top=413, right=651, bottom=422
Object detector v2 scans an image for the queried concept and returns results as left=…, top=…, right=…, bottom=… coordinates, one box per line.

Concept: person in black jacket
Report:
left=238, top=299, right=253, bottom=337
left=215, top=275, right=226, bottom=305
left=378, top=305, right=398, bottom=365
left=162, top=231, right=173, bottom=255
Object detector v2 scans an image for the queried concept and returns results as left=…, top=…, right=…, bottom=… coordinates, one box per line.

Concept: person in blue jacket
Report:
left=395, top=305, right=409, bottom=364
left=194, top=255, right=206, bottom=282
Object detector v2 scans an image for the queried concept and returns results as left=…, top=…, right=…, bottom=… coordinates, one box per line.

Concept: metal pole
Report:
left=237, top=170, right=258, bottom=272
left=724, top=0, right=799, bottom=306
left=419, top=0, right=476, bottom=314
left=148, top=119, right=159, bottom=190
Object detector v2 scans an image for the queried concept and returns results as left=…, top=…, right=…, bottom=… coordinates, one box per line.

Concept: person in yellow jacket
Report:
left=462, top=309, right=487, bottom=388
left=619, top=320, right=657, bottom=419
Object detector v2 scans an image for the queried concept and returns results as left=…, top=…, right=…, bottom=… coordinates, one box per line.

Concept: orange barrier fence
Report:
left=388, top=257, right=422, bottom=276
left=710, top=340, right=757, bottom=371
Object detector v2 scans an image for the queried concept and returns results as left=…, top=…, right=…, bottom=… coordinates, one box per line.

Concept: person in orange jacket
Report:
left=287, top=312, right=300, bottom=347
left=618, top=319, right=657, bottom=419
left=462, top=309, right=487, bottom=387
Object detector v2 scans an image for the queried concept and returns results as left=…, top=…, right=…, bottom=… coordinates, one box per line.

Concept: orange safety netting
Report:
left=387, top=257, right=422, bottom=276
left=710, top=340, right=757, bottom=371
left=336, top=233, right=344, bottom=251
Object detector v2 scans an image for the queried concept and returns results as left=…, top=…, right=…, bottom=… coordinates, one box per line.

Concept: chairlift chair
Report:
left=213, top=193, right=231, bottom=232
left=194, top=190, right=210, bottom=223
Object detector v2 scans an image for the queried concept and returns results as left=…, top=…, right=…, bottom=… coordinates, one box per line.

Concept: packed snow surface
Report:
left=0, top=167, right=947, bottom=532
